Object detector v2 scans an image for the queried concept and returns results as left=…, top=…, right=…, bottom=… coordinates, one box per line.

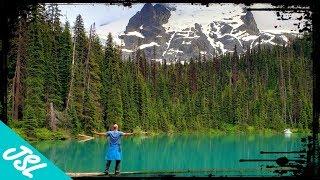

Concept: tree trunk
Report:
left=288, top=57, right=293, bottom=127
left=66, top=36, right=76, bottom=109
left=246, top=102, right=250, bottom=124
left=279, top=56, right=287, bottom=124
left=49, top=102, right=57, bottom=131
left=253, top=66, right=258, bottom=100
left=12, top=19, right=25, bottom=121
left=84, top=25, right=92, bottom=92
left=265, top=61, right=268, bottom=86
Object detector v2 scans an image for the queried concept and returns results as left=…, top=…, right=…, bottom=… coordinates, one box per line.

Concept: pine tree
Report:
left=82, top=24, right=104, bottom=133
left=69, top=14, right=88, bottom=132
left=58, top=22, right=72, bottom=108
left=23, top=4, right=47, bottom=135
left=43, top=5, right=62, bottom=111
left=101, top=33, right=123, bottom=129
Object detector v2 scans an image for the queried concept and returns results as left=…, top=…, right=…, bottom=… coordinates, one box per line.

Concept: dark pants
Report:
left=105, top=160, right=121, bottom=174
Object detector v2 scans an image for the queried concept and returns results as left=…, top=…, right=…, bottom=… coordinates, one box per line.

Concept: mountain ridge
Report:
left=97, top=3, right=298, bottom=61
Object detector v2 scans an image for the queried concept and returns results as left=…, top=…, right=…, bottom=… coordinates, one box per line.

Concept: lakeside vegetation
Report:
left=9, top=117, right=311, bottom=141
left=6, top=4, right=312, bottom=141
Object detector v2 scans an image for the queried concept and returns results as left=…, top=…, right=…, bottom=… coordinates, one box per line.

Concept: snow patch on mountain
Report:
left=124, top=31, right=145, bottom=38
left=163, top=32, right=176, bottom=56
left=241, top=35, right=259, bottom=41
left=162, top=4, right=245, bottom=33
left=122, top=49, right=134, bottom=52
left=139, top=42, right=159, bottom=49
left=168, top=48, right=183, bottom=54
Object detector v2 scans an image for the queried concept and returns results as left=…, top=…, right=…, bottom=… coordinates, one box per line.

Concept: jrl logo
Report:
left=2, top=145, right=47, bottom=178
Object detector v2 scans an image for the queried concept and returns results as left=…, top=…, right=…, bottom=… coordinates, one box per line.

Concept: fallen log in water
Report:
left=67, top=167, right=299, bottom=177
left=77, top=134, right=94, bottom=142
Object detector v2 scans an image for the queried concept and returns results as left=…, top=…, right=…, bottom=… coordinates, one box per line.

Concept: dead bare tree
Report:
left=12, top=16, right=27, bottom=120
left=49, top=102, right=58, bottom=131
left=66, top=33, right=76, bottom=109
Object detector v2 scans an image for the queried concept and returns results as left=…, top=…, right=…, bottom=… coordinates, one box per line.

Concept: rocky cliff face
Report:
left=105, top=3, right=295, bottom=61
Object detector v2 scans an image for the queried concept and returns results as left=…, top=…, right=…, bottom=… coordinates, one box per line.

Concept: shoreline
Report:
left=12, top=126, right=311, bottom=142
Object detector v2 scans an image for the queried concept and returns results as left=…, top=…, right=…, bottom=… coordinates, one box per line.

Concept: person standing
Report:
left=93, top=124, right=134, bottom=175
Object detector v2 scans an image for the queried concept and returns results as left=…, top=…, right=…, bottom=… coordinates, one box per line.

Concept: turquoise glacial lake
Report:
left=32, top=133, right=306, bottom=177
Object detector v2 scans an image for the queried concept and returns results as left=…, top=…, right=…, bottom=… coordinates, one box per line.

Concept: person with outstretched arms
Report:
left=93, top=124, right=147, bottom=176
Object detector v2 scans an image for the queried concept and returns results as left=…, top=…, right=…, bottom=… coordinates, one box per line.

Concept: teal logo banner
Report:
left=0, top=121, right=71, bottom=180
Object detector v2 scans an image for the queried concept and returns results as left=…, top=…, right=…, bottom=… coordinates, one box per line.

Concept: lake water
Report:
left=32, top=133, right=306, bottom=177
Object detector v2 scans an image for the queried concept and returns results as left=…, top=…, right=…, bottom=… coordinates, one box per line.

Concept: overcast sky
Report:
left=58, top=3, right=306, bottom=33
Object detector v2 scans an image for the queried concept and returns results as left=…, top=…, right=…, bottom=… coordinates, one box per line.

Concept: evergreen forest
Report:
left=6, top=4, right=313, bottom=140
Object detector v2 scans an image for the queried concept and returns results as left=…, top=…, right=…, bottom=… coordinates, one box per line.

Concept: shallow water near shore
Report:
left=31, top=133, right=306, bottom=177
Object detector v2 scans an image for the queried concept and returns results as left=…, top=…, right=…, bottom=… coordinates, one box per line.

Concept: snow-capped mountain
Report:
left=97, top=3, right=298, bottom=61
